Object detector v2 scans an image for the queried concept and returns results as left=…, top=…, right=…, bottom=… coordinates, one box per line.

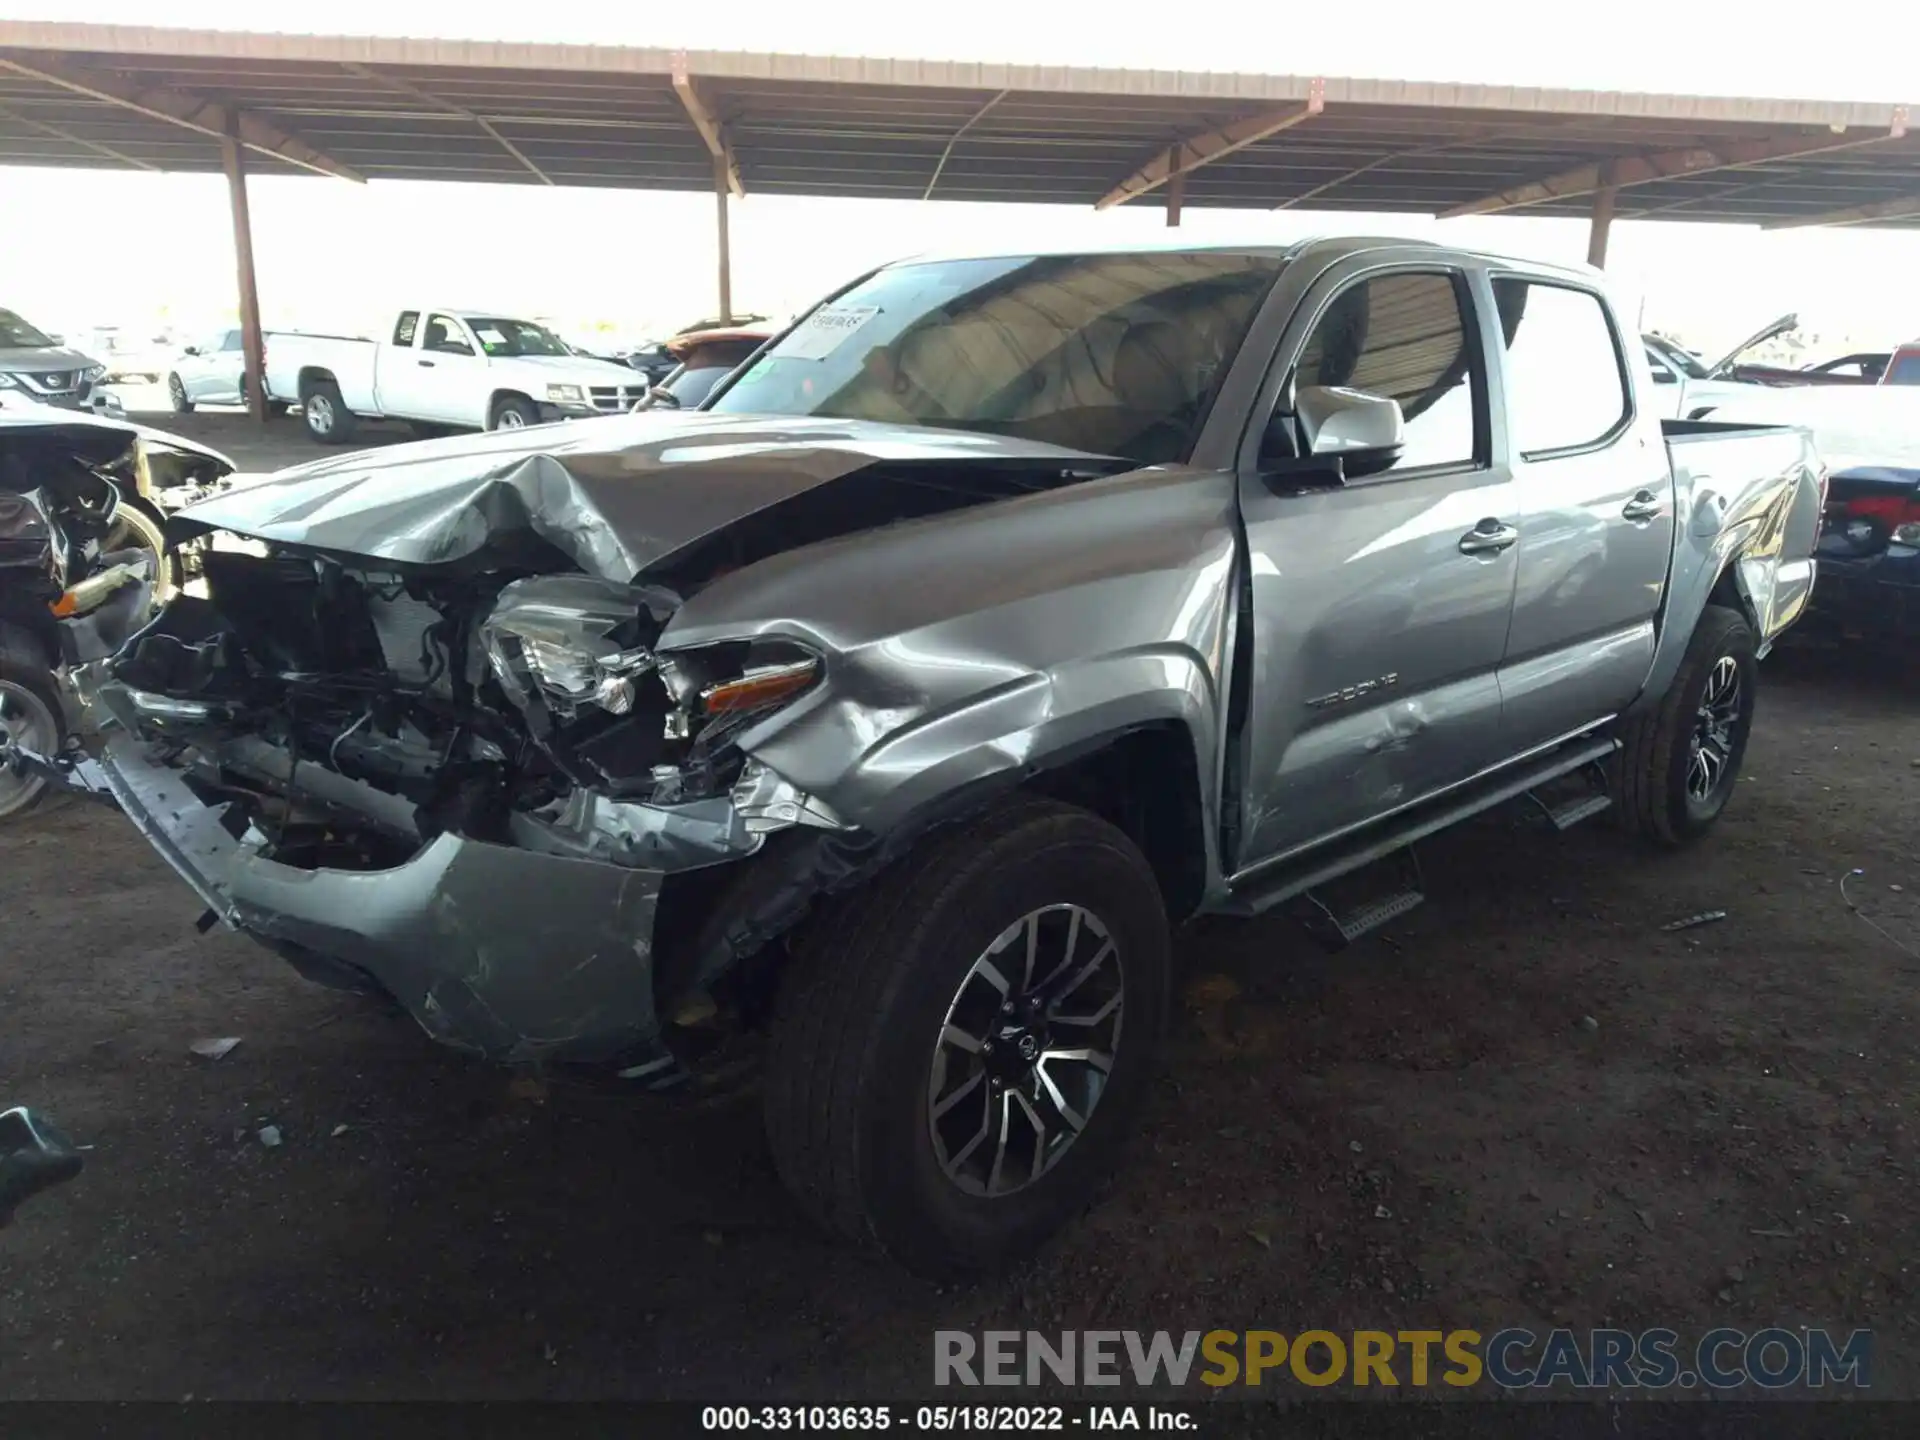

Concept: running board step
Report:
left=1299, top=886, right=1425, bottom=948
left=1223, top=734, right=1621, bottom=920
left=1541, top=793, right=1612, bottom=831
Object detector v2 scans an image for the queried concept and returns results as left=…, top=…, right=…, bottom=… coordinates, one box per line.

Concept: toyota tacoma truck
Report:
left=9, top=238, right=1822, bottom=1276
left=263, top=309, right=650, bottom=444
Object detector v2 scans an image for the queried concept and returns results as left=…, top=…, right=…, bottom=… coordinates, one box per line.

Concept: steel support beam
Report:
left=221, top=113, right=267, bottom=424
left=341, top=62, right=551, bottom=185
left=923, top=89, right=1009, bottom=201
left=1095, top=82, right=1325, bottom=211
left=1165, top=151, right=1184, bottom=227
left=1762, top=188, right=1920, bottom=229
left=672, top=51, right=743, bottom=196
left=1587, top=164, right=1617, bottom=267
left=715, top=148, right=733, bottom=324
left=1442, top=113, right=1909, bottom=219
left=0, top=52, right=363, bottom=181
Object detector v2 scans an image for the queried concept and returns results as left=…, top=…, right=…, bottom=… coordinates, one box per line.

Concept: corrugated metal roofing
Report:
left=2, top=22, right=1918, bottom=227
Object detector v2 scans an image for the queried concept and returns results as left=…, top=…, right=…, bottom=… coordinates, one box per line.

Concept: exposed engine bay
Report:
left=107, top=546, right=827, bottom=876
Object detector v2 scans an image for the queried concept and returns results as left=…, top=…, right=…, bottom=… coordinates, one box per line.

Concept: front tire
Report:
left=1612, top=604, right=1758, bottom=845
left=0, top=642, right=65, bottom=824
left=764, top=799, right=1171, bottom=1277
left=166, top=373, right=193, bottom=413
left=488, top=395, right=540, bottom=431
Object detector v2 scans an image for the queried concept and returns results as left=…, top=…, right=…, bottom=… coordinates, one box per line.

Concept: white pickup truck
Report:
left=264, top=309, right=650, bottom=444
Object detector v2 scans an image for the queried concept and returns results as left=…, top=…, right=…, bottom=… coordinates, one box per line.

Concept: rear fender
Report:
left=1629, top=443, right=1820, bottom=715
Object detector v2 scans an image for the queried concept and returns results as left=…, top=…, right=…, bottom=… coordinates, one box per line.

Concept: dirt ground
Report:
left=4, top=411, right=1917, bottom=1400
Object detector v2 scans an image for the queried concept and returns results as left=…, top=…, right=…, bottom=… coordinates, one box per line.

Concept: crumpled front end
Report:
left=58, top=534, right=856, bottom=1083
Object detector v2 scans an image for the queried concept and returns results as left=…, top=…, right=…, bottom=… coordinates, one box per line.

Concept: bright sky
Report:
left=1, top=0, right=1916, bottom=352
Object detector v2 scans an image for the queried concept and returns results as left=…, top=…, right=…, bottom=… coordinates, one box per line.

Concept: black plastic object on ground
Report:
left=0, top=1106, right=83, bottom=1227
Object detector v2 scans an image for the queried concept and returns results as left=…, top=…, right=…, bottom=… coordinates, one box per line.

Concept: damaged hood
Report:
left=174, top=413, right=1115, bottom=582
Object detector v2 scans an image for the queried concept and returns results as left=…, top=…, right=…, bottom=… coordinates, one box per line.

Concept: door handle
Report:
left=1458, top=519, right=1519, bottom=556
left=418, top=359, right=435, bottom=368
left=1622, top=490, right=1663, bottom=522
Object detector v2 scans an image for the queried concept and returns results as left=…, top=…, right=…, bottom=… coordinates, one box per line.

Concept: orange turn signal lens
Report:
left=699, top=659, right=819, bottom=716
left=49, top=591, right=78, bottom=619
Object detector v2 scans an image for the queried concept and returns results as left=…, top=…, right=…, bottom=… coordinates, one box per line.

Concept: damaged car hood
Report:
left=173, top=413, right=1117, bottom=583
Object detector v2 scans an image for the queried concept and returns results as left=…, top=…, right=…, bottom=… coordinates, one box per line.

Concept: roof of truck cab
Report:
left=2, top=23, right=1917, bottom=228
left=879, top=233, right=1604, bottom=283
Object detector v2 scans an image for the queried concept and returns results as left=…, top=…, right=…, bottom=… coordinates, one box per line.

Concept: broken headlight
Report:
left=481, top=575, right=823, bottom=798
left=481, top=574, right=662, bottom=723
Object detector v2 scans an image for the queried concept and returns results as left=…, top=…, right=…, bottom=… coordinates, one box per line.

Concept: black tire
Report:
left=488, top=394, right=541, bottom=431
left=763, top=798, right=1172, bottom=1277
left=301, top=379, right=357, bottom=445
left=0, top=641, right=66, bottom=824
left=166, top=372, right=193, bottom=413
left=1612, top=604, right=1758, bottom=846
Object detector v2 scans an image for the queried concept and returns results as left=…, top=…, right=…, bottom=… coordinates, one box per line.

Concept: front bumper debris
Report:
left=61, top=731, right=687, bottom=1083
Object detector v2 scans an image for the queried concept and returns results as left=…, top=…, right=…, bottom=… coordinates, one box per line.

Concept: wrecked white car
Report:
left=10, top=239, right=1822, bottom=1275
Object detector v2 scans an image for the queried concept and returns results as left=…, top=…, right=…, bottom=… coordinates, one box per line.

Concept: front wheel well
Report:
left=1021, top=724, right=1209, bottom=921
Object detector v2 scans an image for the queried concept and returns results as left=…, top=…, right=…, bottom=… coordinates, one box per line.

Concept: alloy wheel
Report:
left=1686, top=655, right=1744, bottom=802
left=307, top=393, right=334, bottom=434
left=497, top=408, right=527, bottom=430
left=0, top=679, right=58, bottom=819
left=167, top=374, right=188, bottom=409
left=927, top=904, right=1125, bottom=1198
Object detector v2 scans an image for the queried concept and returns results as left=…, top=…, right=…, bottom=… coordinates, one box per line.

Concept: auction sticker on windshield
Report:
left=780, top=305, right=880, bottom=361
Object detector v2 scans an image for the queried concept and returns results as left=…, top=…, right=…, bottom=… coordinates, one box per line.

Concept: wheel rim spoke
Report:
left=927, top=902, right=1123, bottom=1199
left=1688, top=655, right=1745, bottom=802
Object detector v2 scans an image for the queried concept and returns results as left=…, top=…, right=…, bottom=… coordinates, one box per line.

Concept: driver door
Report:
left=1230, top=257, right=1520, bottom=870
left=409, top=313, right=483, bottom=424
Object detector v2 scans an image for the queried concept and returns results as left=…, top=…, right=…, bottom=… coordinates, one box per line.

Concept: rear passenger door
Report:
left=1232, top=257, right=1521, bottom=869
left=1489, top=276, right=1675, bottom=750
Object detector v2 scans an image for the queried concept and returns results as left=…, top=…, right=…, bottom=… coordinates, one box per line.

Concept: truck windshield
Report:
left=1646, top=335, right=1709, bottom=379
left=707, top=251, right=1289, bottom=463
left=0, top=309, right=57, bottom=349
left=464, top=318, right=571, bottom=358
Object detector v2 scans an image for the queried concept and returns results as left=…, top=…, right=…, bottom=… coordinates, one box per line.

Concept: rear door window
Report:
left=1492, top=280, right=1631, bottom=457
left=393, top=311, right=420, bottom=347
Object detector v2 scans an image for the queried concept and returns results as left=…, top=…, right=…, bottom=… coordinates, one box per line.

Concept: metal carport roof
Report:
left=2, top=21, right=1918, bottom=230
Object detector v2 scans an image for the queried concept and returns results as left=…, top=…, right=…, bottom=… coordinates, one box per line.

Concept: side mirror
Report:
left=182, top=346, right=201, bottom=357
left=46, top=334, right=65, bottom=346
left=1648, top=362, right=1676, bottom=384
left=1295, top=385, right=1404, bottom=479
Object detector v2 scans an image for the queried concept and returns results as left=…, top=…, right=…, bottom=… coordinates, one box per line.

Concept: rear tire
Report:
left=488, top=395, right=541, bottom=431
left=763, top=798, right=1171, bottom=1278
left=0, top=640, right=65, bottom=824
left=1612, top=604, right=1758, bottom=846
left=301, top=379, right=357, bottom=445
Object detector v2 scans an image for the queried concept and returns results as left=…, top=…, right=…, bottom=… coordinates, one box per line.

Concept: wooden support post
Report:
left=1165, top=147, right=1184, bottom=227
left=715, top=149, right=733, bottom=324
left=1587, top=163, right=1618, bottom=269
left=221, top=115, right=267, bottom=423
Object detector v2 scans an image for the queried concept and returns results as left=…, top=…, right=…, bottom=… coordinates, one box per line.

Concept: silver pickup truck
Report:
left=11, top=237, right=1822, bottom=1276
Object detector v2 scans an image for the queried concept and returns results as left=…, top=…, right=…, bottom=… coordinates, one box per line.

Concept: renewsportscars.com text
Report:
left=933, top=1328, right=1872, bottom=1391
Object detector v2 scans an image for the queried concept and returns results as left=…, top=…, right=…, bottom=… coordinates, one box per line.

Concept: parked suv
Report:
left=0, top=308, right=116, bottom=414
left=14, top=237, right=1821, bottom=1276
